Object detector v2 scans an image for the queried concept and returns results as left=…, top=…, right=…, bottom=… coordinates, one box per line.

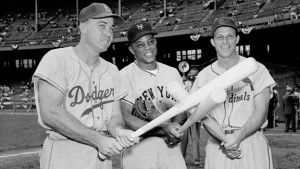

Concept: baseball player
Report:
left=32, top=3, right=139, bottom=169
left=120, top=21, right=187, bottom=169
left=191, top=17, right=274, bottom=169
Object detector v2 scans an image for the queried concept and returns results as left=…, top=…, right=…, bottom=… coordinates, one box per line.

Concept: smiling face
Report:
left=210, top=26, right=240, bottom=59
left=129, top=34, right=158, bottom=70
left=80, top=17, right=114, bottom=53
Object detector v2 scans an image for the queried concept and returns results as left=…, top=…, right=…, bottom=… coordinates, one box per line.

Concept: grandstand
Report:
left=1, top=0, right=300, bottom=110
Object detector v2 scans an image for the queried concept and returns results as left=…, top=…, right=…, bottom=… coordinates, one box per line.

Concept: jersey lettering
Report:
left=68, top=86, right=114, bottom=107
left=228, top=92, right=250, bottom=103
left=138, top=86, right=176, bottom=101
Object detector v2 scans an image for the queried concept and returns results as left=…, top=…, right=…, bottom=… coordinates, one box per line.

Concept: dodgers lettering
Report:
left=68, top=86, right=114, bottom=107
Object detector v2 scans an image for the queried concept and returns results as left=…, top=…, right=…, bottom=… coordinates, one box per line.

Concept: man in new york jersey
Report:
left=120, top=21, right=187, bottom=169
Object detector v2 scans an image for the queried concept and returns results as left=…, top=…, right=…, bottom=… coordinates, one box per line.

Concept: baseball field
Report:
left=0, top=111, right=299, bottom=169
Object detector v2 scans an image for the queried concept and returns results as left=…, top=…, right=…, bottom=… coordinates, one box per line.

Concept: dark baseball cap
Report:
left=127, top=22, right=157, bottom=43
left=79, top=3, right=124, bottom=25
left=211, top=17, right=238, bottom=36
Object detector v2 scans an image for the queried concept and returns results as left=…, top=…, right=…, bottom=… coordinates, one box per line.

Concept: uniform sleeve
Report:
left=253, top=63, right=276, bottom=98
left=120, top=69, right=135, bottom=106
left=32, top=49, right=67, bottom=94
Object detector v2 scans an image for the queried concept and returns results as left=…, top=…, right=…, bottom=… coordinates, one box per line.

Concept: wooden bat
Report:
left=170, top=87, right=226, bottom=133
left=99, top=57, right=258, bottom=159
left=167, top=81, right=228, bottom=143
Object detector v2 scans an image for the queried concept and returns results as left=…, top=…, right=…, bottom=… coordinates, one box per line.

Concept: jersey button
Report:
left=97, top=116, right=100, bottom=119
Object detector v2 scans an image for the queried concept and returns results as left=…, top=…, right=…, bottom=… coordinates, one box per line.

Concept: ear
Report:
left=128, top=45, right=135, bottom=55
left=79, top=22, right=87, bottom=35
left=210, top=38, right=215, bottom=47
left=236, top=35, right=240, bottom=44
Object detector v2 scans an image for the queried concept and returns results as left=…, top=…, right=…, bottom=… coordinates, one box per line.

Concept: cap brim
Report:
left=129, top=31, right=157, bottom=43
left=211, top=25, right=238, bottom=36
left=92, top=13, right=124, bottom=26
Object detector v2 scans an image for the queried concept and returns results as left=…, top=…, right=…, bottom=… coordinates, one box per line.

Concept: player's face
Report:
left=211, top=27, right=239, bottom=59
left=83, top=17, right=114, bottom=53
left=129, top=34, right=157, bottom=66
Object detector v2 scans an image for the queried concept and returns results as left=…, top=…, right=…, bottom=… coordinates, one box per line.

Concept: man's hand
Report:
left=115, top=128, right=140, bottom=148
left=97, top=134, right=124, bottom=157
left=163, top=122, right=183, bottom=146
left=223, top=132, right=243, bottom=159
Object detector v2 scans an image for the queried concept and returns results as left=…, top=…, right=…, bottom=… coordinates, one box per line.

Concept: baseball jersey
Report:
left=33, top=47, right=127, bottom=132
left=120, top=61, right=187, bottom=169
left=191, top=56, right=275, bottom=128
left=120, top=61, right=185, bottom=114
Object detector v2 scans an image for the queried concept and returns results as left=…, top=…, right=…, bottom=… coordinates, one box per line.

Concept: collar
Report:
left=134, top=60, right=159, bottom=76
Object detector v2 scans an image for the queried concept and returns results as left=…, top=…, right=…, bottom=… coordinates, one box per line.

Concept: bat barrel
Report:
left=177, top=88, right=226, bottom=133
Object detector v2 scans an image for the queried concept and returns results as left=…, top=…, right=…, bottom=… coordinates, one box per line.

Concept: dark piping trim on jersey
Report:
left=121, top=98, right=134, bottom=106
left=114, top=91, right=129, bottom=101
left=253, top=84, right=275, bottom=98
left=134, top=61, right=158, bottom=76
left=33, top=74, right=66, bottom=95
left=210, top=64, right=235, bottom=128
left=262, top=133, right=272, bottom=169
left=211, top=64, right=220, bottom=76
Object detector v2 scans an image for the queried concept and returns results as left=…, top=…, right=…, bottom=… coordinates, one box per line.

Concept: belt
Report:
left=224, top=128, right=263, bottom=134
left=224, top=129, right=238, bottom=134
left=48, top=130, right=110, bottom=141
left=100, top=130, right=110, bottom=136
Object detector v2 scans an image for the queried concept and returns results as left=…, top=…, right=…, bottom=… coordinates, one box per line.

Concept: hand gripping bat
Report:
left=166, top=81, right=226, bottom=133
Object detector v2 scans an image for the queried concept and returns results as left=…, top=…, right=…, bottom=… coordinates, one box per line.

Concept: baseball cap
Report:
left=211, top=17, right=238, bottom=36
left=127, top=22, right=157, bottom=43
left=79, top=3, right=124, bottom=25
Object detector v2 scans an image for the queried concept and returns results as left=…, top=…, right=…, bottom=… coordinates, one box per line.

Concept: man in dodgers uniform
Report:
left=191, top=17, right=274, bottom=169
left=33, top=3, right=138, bottom=169
left=120, top=21, right=187, bottom=169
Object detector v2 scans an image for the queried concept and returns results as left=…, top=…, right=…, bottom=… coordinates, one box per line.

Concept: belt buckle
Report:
left=100, top=130, right=109, bottom=136
left=224, top=129, right=237, bottom=134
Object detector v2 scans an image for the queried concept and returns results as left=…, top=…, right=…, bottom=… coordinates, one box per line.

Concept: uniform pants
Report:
left=181, top=122, right=201, bottom=163
left=205, top=131, right=273, bottom=169
left=122, top=137, right=187, bottom=169
left=40, top=135, right=111, bottom=169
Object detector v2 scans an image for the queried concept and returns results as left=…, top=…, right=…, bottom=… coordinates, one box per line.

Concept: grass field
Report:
left=0, top=112, right=300, bottom=169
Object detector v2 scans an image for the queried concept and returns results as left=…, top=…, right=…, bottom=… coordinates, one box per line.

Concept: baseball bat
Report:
left=167, top=81, right=228, bottom=143
left=99, top=57, right=258, bottom=159
left=178, top=88, right=226, bottom=133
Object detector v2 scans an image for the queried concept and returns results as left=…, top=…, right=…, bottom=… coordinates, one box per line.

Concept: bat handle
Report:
left=98, top=152, right=107, bottom=160
left=98, top=131, right=137, bottom=160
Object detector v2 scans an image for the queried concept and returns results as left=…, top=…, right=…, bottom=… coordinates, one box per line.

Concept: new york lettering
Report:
left=138, top=86, right=176, bottom=101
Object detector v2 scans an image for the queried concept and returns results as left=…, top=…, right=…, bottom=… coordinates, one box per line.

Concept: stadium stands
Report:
left=1, top=0, right=300, bottom=48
